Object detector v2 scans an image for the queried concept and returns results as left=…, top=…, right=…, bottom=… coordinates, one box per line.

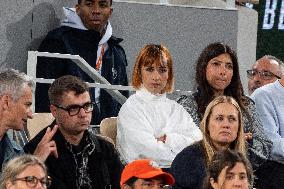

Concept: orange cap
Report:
left=120, top=159, right=175, bottom=187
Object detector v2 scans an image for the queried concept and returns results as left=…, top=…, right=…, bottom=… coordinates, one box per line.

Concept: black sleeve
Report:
left=98, top=137, right=123, bottom=189
left=170, top=145, right=206, bottom=189
left=109, top=147, right=123, bottom=189
left=120, top=51, right=129, bottom=99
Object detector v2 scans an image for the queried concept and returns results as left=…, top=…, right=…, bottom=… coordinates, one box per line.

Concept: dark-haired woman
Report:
left=177, top=42, right=284, bottom=188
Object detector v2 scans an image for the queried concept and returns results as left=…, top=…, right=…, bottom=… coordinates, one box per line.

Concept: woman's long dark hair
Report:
left=195, top=42, right=247, bottom=117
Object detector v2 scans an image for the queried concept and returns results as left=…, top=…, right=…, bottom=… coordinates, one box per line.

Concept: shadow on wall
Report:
left=2, top=2, right=60, bottom=72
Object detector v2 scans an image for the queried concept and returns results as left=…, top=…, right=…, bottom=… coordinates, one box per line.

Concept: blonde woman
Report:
left=0, top=155, right=51, bottom=189
left=171, top=96, right=246, bottom=189
left=116, top=44, right=202, bottom=168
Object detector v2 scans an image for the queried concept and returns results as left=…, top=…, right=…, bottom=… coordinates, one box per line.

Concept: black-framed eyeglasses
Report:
left=246, top=69, right=281, bottom=80
left=141, top=181, right=172, bottom=189
left=53, top=102, right=94, bottom=116
left=13, top=176, right=51, bottom=188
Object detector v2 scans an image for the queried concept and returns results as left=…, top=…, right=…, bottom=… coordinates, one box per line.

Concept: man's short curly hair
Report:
left=78, top=0, right=112, bottom=6
left=48, top=75, right=89, bottom=105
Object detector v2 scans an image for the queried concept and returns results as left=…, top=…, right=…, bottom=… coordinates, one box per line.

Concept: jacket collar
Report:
left=61, top=7, right=87, bottom=30
left=1, top=133, right=22, bottom=166
left=136, top=87, right=167, bottom=102
left=99, top=22, right=112, bottom=46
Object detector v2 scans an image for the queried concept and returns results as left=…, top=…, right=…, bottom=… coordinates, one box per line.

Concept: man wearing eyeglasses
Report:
left=24, top=75, right=123, bottom=189
left=251, top=74, right=284, bottom=166
left=247, top=55, right=284, bottom=95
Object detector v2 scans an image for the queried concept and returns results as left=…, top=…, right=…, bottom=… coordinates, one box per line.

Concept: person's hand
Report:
left=33, top=125, right=58, bottom=162
left=157, top=134, right=167, bottom=143
left=244, top=132, right=253, bottom=141
left=210, top=166, right=229, bottom=188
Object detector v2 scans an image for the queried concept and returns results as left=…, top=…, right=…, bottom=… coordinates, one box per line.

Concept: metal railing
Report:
left=27, top=51, right=135, bottom=111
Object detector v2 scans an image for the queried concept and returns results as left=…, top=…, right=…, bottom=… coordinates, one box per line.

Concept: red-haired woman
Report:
left=116, top=44, right=202, bottom=169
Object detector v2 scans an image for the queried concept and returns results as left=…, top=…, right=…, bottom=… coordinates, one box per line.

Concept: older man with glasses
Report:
left=250, top=71, right=284, bottom=189
left=247, top=55, right=284, bottom=95
left=24, top=75, right=123, bottom=189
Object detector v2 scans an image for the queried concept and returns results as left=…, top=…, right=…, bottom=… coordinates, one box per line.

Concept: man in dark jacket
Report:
left=36, top=0, right=128, bottom=124
left=24, top=75, right=123, bottom=189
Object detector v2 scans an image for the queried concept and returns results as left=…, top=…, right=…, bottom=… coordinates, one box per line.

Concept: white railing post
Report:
left=27, top=51, right=37, bottom=79
left=27, top=51, right=134, bottom=107
left=27, top=51, right=38, bottom=112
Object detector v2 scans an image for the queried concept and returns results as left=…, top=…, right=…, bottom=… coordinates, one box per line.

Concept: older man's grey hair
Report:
left=263, top=55, right=284, bottom=75
left=0, top=69, right=35, bottom=101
